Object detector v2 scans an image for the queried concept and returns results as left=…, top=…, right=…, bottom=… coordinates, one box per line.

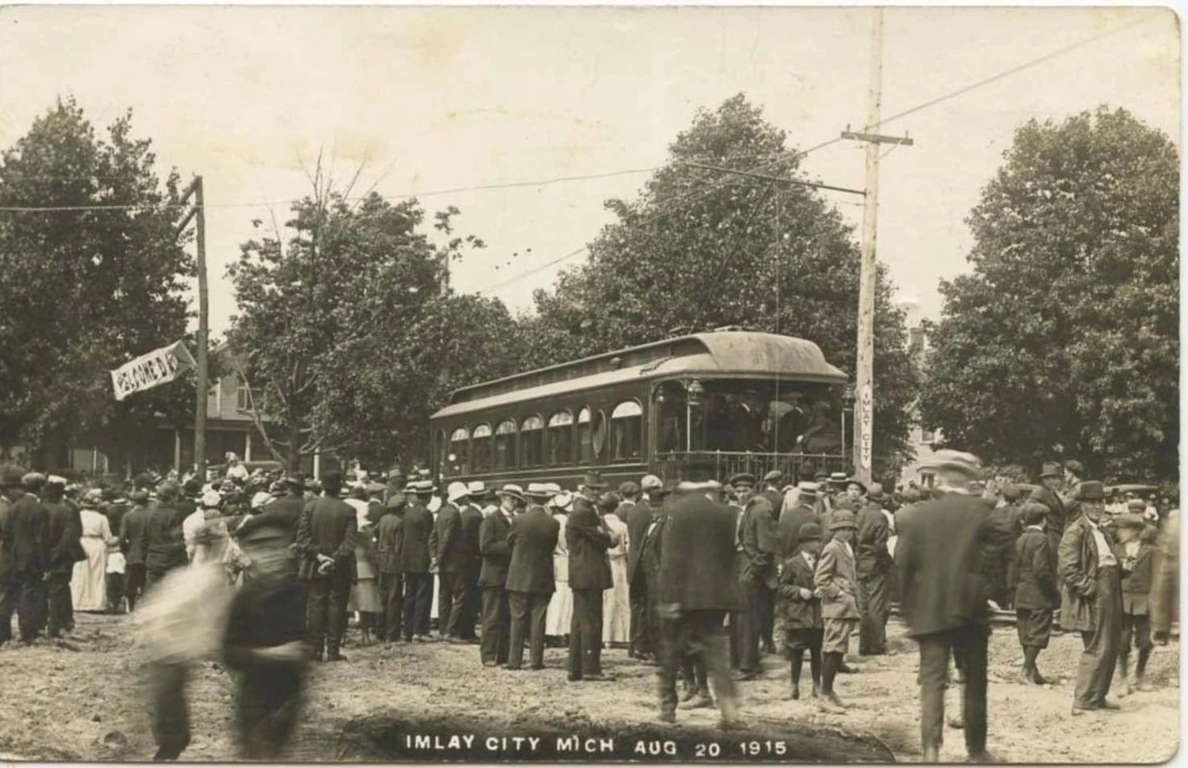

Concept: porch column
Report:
left=173, top=430, right=181, bottom=473
left=313, top=452, right=321, bottom=480
left=244, top=429, right=252, bottom=462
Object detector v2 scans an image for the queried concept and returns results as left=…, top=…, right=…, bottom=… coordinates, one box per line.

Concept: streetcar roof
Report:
left=431, top=331, right=846, bottom=420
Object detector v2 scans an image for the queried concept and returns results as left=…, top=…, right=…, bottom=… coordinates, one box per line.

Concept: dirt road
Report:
left=0, top=612, right=1178, bottom=763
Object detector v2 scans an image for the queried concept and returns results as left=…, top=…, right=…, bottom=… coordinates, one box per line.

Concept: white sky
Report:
left=0, top=5, right=1178, bottom=337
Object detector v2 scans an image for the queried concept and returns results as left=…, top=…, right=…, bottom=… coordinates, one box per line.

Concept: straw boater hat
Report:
left=640, top=475, right=663, bottom=494
left=525, top=482, right=553, bottom=501
left=797, top=481, right=820, bottom=497
left=496, top=484, right=525, bottom=503
left=544, top=482, right=562, bottom=496
left=467, top=480, right=489, bottom=498
left=763, top=470, right=783, bottom=484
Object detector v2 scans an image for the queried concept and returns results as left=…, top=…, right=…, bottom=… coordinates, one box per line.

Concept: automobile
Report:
left=206, top=459, right=284, bottom=478
left=1106, top=483, right=1159, bottom=497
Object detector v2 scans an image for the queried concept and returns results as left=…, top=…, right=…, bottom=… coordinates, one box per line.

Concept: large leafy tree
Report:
left=528, top=95, right=919, bottom=478
left=228, top=165, right=521, bottom=470
left=919, top=107, right=1178, bottom=481
left=0, top=98, right=196, bottom=471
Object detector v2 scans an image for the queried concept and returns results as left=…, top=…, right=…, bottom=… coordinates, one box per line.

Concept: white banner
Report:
left=110, top=341, right=196, bottom=401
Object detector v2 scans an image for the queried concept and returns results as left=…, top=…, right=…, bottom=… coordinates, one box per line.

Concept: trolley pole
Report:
left=842, top=7, right=912, bottom=484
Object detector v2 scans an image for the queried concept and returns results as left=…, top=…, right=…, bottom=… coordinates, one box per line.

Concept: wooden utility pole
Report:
left=842, top=8, right=912, bottom=484
left=178, top=176, right=209, bottom=479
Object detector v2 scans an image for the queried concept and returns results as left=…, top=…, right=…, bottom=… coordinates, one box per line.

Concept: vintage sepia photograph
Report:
left=0, top=4, right=1179, bottom=763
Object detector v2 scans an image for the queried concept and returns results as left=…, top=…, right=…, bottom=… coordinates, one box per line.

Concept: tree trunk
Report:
left=338, top=709, right=896, bottom=763
left=287, top=422, right=303, bottom=474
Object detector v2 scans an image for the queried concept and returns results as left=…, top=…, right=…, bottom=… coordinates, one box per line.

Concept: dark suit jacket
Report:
left=459, top=505, right=484, bottom=571
left=294, top=496, right=357, bottom=580
left=655, top=491, right=741, bottom=611
left=375, top=511, right=404, bottom=575
left=435, top=502, right=464, bottom=572
left=478, top=510, right=513, bottom=587
left=777, top=503, right=820, bottom=560
left=895, top=490, right=994, bottom=638
left=44, top=500, right=84, bottom=570
left=505, top=506, right=560, bottom=594
left=238, top=496, right=304, bottom=549
left=625, top=501, right=655, bottom=583
left=1029, top=486, right=1066, bottom=551
left=399, top=502, right=435, bottom=574
left=1013, top=528, right=1059, bottom=610
left=144, top=500, right=189, bottom=574
left=120, top=504, right=150, bottom=565
left=761, top=487, right=784, bottom=522
left=739, top=496, right=778, bottom=588
left=566, top=496, right=612, bottom=590
left=777, top=552, right=822, bottom=629
left=855, top=502, right=891, bottom=576
left=1120, top=539, right=1155, bottom=614
left=7, top=495, right=49, bottom=575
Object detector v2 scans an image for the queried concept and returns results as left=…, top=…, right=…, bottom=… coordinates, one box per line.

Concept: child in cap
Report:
left=1013, top=503, right=1059, bottom=685
left=777, top=521, right=825, bottom=700
left=1116, top=513, right=1157, bottom=694
left=814, top=509, right=861, bottom=710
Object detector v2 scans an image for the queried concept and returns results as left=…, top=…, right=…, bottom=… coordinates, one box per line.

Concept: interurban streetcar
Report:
left=429, top=329, right=850, bottom=489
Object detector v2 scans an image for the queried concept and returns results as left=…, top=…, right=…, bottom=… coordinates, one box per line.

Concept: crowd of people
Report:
left=0, top=450, right=1179, bottom=762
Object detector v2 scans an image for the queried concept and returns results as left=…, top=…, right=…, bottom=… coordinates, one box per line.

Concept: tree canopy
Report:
left=918, top=107, right=1179, bottom=481
left=527, top=95, right=919, bottom=478
left=228, top=165, right=522, bottom=470
left=0, top=98, right=196, bottom=469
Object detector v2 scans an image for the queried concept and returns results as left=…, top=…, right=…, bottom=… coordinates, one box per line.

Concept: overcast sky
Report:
left=0, top=5, right=1178, bottom=337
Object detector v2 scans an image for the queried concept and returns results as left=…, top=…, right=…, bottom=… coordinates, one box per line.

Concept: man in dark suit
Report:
left=374, top=493, right=405, bottom=643
left=120, top=489, right=152, bottom=611
left=778, top=482, right=822, bottom=559
left=855, top=483, right=892, bottom=656
left=458, top=482, right=486, bottom=642
left=655, top=475, right=743, bottom=727
left=627, top=474, right=662, bottom=660
left=144, top=482, right=188, bottom=587
left=758, top=470, right=785, bottom=522
left=436, top=483, right=469, bottom=641
left=734, top=472, right=778, bottom=678
left=42, top=476, right=83, bottom=637
left=567, top=472, right=614, bottom=682
left=1013, top=502, right=1059, bottom=685
left=1029, top=462, right=1067, bottom=582
left=478, top=485, right=519, bottom=666
left=896, top=450, right=994, bottom=763
left=505, top=484, right=560, bottom=670
left=0, top=465, right=49, bottom=644
left=294, top=469, right=357, bottom=661
left=1058, top=481, right=1123, bottom=714
left=400, top=481, right=437, bottom=642
left=238, top=475, right=306, bottom=556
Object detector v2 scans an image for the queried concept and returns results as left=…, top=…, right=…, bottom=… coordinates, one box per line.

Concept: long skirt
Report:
left=349, top=577, right=382, bottom=613
left=71, top=537, right=108, bottom=611
left=602, top=557, right=630, bottom=643
left=547, top=579, right=573, bottom=636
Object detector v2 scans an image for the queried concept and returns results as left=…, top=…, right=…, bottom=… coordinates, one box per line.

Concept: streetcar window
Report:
left=610, top=400, right=643, bottom=462
left=521, top=415, right=544, bottom=467
left=447, top=427, right=469, bottom=476
left=547, top=411, right=574, bottom=466
left=577, top=407, right=593, bottom=465
left=471, top=423, right=492, bottom=473
left=591, top=410, right=608, bottom=462
left=495, top=419, right=517, bottom=470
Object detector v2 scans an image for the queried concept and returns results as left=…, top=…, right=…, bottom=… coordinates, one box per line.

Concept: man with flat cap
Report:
left=374, top=492, right=406, bottom=643
left=1029, top=462, right=1067, bottom=583
left=1058, top=480, right=1123, bottom=714
left=758, top=470, right=785, bottom=522
left=895, top=449, right=995, bottom=762
left=733, top=472, right=778, bottom=677
left=567, top=472, right=615, bottom=681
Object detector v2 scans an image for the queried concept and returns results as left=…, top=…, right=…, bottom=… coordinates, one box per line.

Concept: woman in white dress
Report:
left=72, top=491, right=118, bottom=611
left=600, top=493, right=630, bottom=646
left=546, top=492, right=573, bottom=643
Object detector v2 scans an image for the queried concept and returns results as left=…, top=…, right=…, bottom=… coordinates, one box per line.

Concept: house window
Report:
left=920, top=428, right=935, bottom=444
left=494, top=420, right=517, bottom=470
left=447, top=428, right=469, bottom=476
left=521, top=416, right=545, bottom=467
left=547, top=411, right=574, bottom=465
left=471, top=424, right=492, bottom=473
left=236, top=384, right=251, bottom=412
left=610, top=401, right=643, bottom=462
left=920, top=470, right=935, bottom=488
left=577, top=407, right=593, bottom=465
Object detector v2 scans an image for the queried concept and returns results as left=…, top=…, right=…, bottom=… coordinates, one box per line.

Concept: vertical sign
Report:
left=859, top=384, right=873, bottom=471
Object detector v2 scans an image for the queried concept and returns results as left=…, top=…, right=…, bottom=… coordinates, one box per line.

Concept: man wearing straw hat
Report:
left=505, top=483, right=560, bottom=670
left=628, top=474, right=663, bottom=661
left=457, top=481, right=488, bottom=642
left=436, top=482, right=469, bottom=642
left=400, top=480, right=437, bottom=642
